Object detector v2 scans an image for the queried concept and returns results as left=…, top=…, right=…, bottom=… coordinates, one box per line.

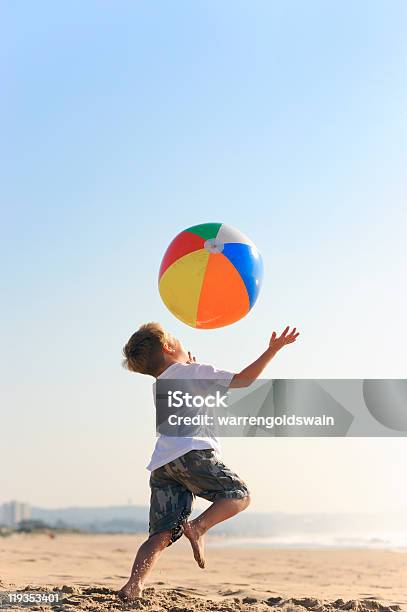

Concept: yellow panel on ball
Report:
left=158, top=249, right=209, bottom=327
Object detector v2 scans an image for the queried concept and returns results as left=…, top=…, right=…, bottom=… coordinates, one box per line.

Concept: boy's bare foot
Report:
left=183, top=520, right=206, bottom=568
left=117, top=581, right=143, bottom=602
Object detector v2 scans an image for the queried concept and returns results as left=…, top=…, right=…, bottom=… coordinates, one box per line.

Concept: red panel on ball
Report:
left=159, top=231, right=205, bottom=279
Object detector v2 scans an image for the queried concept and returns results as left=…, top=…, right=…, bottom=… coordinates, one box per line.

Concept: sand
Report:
left=0, top=533, right=406, bottom=611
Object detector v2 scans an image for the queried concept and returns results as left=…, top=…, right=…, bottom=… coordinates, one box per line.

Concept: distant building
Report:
left=0, top=501, right=31, bottom=526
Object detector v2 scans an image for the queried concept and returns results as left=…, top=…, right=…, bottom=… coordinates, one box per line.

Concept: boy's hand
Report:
left=230, top=325, right=300, bottom=388
left=187, top=351, right=197, bottom=363
left=268, top=326, right=299, bottom=353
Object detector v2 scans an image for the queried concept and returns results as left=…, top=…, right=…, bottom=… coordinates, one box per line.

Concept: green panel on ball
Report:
left=185, top=222, right=222, bottom=241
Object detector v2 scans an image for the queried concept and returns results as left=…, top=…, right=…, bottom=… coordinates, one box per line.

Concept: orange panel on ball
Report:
left=196, top=253, right=250, bottom=329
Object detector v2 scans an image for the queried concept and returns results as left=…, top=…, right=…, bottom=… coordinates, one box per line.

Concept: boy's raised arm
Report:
left=230, top=326, right=299, bottom=388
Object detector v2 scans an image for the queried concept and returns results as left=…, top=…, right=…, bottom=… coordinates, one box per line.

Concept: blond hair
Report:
left=122, top=322, right=168, bottom=376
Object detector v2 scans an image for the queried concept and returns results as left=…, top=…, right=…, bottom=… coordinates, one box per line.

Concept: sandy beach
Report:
left=0, top=533, right=406, bottom=611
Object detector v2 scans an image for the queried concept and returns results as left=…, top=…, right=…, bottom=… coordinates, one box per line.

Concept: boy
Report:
left=118, top=323, right=299, bottom=601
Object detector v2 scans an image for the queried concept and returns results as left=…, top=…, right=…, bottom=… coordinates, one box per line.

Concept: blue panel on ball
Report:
left=222, top=243, right=263, bottom=308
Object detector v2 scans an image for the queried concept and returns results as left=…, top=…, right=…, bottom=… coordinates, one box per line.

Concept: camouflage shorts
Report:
left=149, top=449, right=250, bottom=545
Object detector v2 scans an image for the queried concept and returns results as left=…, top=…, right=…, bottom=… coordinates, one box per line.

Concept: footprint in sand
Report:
left=220, top=588, right=245, bottom=596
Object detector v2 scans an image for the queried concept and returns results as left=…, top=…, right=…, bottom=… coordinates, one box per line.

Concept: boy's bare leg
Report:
left=183, top=495, right=250, bottom=568
left=118, top=530, right=172, bottom=601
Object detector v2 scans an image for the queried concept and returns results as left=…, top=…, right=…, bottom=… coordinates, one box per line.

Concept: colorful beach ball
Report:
left=158, top=223, right=263, bottom=329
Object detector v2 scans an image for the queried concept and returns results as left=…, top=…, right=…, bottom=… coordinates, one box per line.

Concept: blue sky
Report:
left=1, top=1, right=406, bottom=512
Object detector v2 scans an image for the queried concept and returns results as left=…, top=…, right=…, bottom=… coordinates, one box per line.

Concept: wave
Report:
left=207, top=532, right=407, bottom=549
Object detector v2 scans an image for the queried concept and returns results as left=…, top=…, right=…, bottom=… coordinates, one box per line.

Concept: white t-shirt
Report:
left=146, top=362, right=235, bottom=471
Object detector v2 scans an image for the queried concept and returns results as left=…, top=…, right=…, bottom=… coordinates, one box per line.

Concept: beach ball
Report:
left=158, top=222, right=263, bottom=329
